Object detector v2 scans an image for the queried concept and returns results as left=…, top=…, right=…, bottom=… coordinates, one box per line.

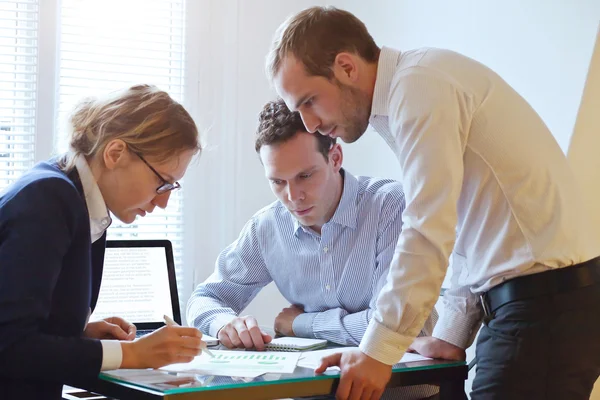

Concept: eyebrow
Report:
left=267, top=166, right=317, bottom=182
left=159, top=171, right=176, bottom=182
left=298, top=166, right=318, bottom=176
left=293, top=94, right=311, bottom=111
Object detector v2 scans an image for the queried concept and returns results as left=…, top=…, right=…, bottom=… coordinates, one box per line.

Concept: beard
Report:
left=335, top=79, right=371, bottom=143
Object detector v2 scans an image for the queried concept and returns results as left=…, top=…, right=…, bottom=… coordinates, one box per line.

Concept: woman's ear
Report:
left=103, top=139, right=128, bottom=170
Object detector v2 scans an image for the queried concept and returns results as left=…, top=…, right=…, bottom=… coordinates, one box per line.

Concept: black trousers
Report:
left=471, top=282, right=600, bottom=399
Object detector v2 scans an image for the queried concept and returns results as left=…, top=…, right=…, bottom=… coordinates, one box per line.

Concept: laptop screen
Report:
left=90, top=240, right=180, bottom=327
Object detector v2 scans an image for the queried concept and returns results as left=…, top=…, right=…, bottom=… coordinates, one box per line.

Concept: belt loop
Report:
left=480, top=293, right=495, bottom=324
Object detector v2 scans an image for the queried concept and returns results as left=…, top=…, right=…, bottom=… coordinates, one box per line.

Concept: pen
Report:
left=163, top=315, right=215, bottom=358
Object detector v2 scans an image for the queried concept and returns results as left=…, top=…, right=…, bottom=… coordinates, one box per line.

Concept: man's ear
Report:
left=103, top=139, right=128, bottom=170
left=332, top=52, right=359, bottom=84
left=328, top=143, right=343, bottom=172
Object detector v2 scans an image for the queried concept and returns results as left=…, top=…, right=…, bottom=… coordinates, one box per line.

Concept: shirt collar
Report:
left=370, top=46, right=402, bottom=118
left=74, top=154, right=112, bottom=239
left=293, top=169, right=359, bottom=236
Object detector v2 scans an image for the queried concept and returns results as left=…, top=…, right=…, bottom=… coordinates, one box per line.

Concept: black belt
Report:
left=480, top=256, right=600, bottom=318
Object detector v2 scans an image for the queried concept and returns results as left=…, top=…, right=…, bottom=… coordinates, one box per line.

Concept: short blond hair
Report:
left=63, top=84, right=200, bottom=169
left=266, top=6, right=379, bottom=81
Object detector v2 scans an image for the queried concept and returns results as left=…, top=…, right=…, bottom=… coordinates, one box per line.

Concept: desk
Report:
left=81, top=358, right=467, bottom=400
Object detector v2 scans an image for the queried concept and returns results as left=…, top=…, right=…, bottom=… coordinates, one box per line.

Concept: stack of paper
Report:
left=265, top=337, right=327, bottom=351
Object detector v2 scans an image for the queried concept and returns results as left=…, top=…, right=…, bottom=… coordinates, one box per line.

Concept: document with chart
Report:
left=160, top=350, right=301, bottom=377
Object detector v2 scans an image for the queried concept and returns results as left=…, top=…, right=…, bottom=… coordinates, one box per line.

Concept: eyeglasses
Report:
left=134, top=152, right=181, bottom=194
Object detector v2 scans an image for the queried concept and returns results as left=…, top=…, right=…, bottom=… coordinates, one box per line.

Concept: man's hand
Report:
left=274, top=305, right=303, bottom=337
left=316, top=349, right=392, bottom=400
left=84, top=316, right=136, bottom=340
left=218, top=316, right=272, bottom=350
left=407, top=337, right=466, bottom=361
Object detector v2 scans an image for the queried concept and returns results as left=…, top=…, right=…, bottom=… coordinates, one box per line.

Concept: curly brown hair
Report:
left=255, top=98, right=335, bottom=160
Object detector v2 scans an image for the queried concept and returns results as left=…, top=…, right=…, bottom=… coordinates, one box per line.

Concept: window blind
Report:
left=0, top=0, right=38, bottom=191
left=57, top=0, right=188, bottom=305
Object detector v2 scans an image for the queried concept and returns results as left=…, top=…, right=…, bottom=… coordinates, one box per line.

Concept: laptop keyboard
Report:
left=135, top=329, right=154, bottom=338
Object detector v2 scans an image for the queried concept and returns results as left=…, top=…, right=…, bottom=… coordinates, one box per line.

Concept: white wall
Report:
left=327, top=0, right=600, bottom=178
left=567, top=26, right=600, bottom=400
left=185, top=0, right=325, bottom=327
left=569, top=26, right=600, bottom=241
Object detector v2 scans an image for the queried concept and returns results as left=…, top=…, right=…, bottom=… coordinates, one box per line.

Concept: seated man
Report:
left=187, top=97, right=437, bottom=356
left=188, top=99, right=440, bottom=398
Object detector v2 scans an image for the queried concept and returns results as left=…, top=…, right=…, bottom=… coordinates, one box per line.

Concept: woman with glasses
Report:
left=0, top=84, right=204, bottom=399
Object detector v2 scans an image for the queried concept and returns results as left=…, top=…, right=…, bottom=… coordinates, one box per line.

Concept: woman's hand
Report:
left=120, top=325, right=203, bottom=369
left=84, top=316, right=136, bottom=341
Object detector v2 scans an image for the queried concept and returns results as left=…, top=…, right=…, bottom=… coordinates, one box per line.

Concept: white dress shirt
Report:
left=74, top=155, right=122, bottom=371
left=360, top=47, right=599, bottom=365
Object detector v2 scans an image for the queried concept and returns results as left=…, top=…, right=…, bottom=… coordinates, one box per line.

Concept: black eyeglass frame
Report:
left=134, top=152, right=181, bottom=194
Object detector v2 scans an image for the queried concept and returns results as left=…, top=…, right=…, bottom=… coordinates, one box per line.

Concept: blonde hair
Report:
left=266, top=6, right=379, bottom=81
left=63, top=84, right=200, bottom=170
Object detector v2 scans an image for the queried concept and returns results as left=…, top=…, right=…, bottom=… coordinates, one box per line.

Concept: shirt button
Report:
left=325, top=284, right=331, bottom=290
left=323, top=246, right=329, bottom=253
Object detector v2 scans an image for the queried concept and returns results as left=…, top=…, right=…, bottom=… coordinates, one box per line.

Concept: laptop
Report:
left=90, top=239, right=218, bottom=345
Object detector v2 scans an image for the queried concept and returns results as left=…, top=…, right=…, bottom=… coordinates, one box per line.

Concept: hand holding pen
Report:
left=119, top=316, right=206, bottom=369
left=164, top=314, right=215, bottom=358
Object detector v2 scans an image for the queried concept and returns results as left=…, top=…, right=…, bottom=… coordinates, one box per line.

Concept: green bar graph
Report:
left=202, top=350, right=294, bottom=372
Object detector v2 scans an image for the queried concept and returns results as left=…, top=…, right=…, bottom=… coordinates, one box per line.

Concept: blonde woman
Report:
left=0, top=85, right=204, bottom=399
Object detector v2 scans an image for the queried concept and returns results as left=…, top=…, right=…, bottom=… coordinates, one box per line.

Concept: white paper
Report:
left=103, top=369, right=189, bottom=384
left=160, top=350, right=301, bottom=377
left=297, top=347, right=432, bottom=371
left=297, top=347, right=355, bottom=370
left=400, top=351, right=433, bottom=363
left=164, top=368, right=264, bottom=378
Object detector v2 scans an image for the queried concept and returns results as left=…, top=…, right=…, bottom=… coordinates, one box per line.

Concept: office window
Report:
left=0, top=0, right=38, bottom=192
left=56, top=0, right=188, bottom=301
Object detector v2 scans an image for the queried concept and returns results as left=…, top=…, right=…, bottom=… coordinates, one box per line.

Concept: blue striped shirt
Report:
left=187, top=170, right=437, bottom=345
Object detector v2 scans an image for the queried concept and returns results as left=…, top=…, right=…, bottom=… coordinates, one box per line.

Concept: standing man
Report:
left=266, top=6, right=600, bottom=400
